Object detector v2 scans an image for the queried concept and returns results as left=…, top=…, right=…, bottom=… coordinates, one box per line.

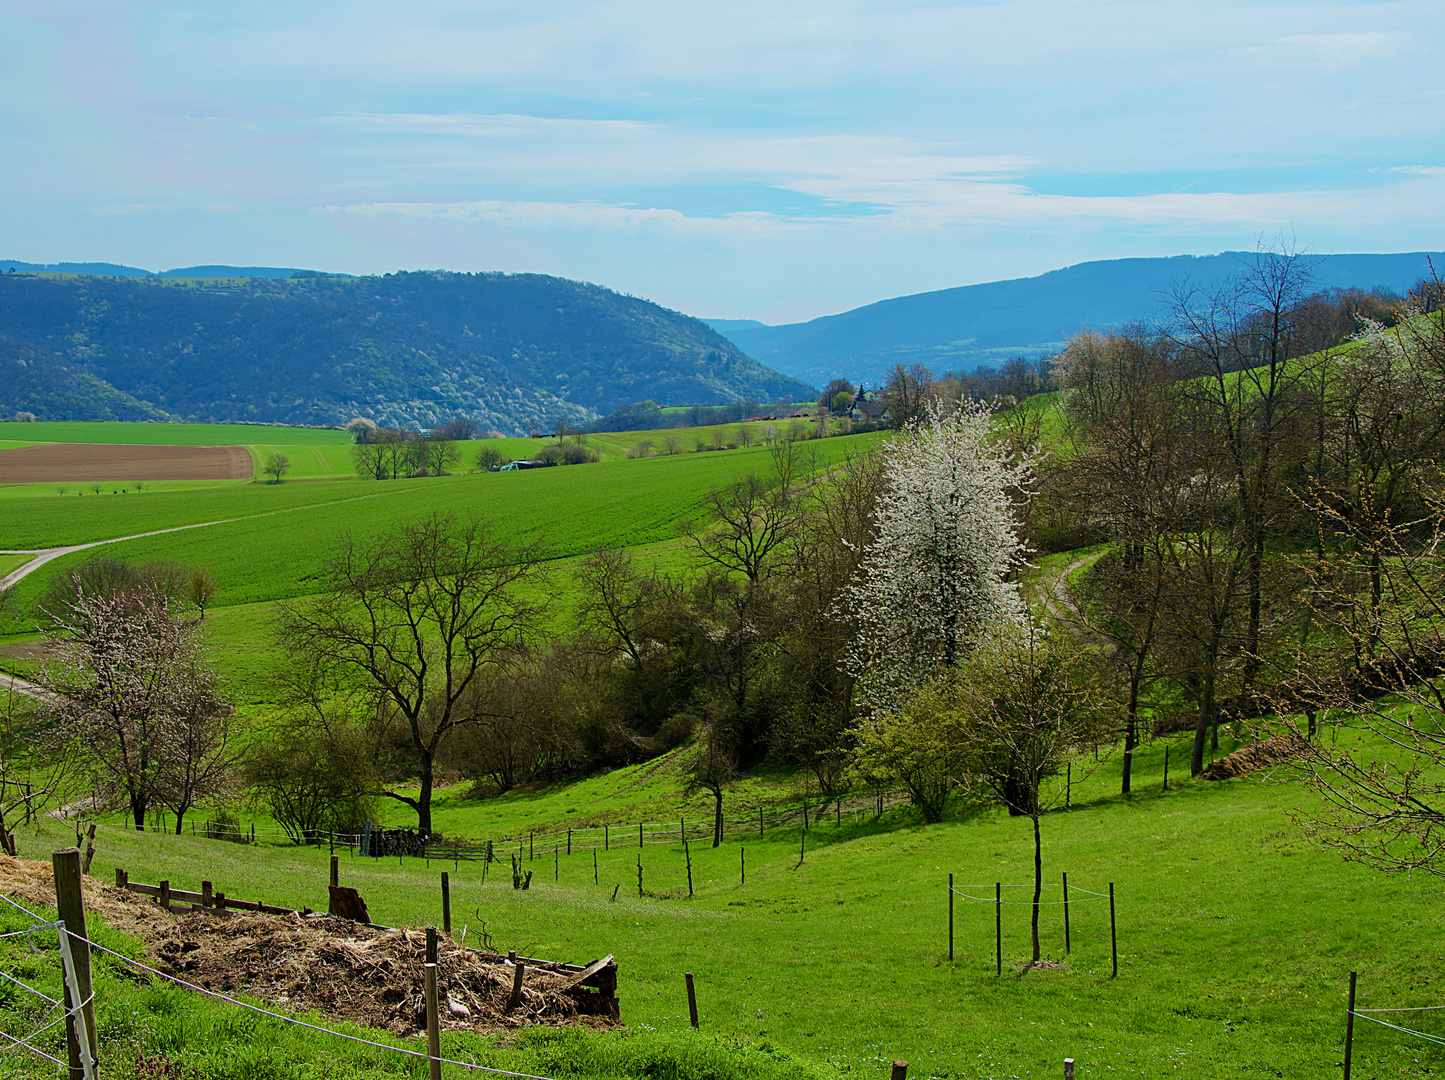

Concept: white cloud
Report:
left=321, top=170, right=1445, bottom=237
left=1226, top=31, right=1408, bottom=69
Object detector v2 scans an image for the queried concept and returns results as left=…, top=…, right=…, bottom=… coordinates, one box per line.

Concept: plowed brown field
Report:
left=0, top=443, right=252, bottom=482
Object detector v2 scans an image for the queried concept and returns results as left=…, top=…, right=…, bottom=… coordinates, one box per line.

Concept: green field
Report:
left=4, top=725, right=1438, bottom=1079
left=0, top=431, right=873, bottom=700
left=0, top=421, right=354, bottom=446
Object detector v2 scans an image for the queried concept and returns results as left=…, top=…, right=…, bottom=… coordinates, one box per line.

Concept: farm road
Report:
left=0, top=671, right=58, bottom=706
left=0, top=517, right=244, bottom=591
left=0, top=490, right=392, bottom=592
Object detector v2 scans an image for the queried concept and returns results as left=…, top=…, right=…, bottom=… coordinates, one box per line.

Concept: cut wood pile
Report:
left=0, top=855, right=619, bottom=1038
left=1198, top=730, right=1311, bottom=781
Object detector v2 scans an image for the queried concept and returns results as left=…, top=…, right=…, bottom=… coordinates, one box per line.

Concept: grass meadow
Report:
left=6, top=724, right=1441, bottom=1079
left=0, top=433, right=870, bottom=642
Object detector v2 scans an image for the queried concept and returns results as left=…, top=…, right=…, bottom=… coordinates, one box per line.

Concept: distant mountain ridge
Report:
left=1, top=260, right=345, bottom=280
left=0, top=271, right=812, bottom=434
left=709, top=251, right=1445, bottom=387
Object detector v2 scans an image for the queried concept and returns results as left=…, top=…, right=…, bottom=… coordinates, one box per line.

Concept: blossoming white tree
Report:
left=844, top=398, right=1033, bottom=710
left=39, top=585, right=230, bottom=832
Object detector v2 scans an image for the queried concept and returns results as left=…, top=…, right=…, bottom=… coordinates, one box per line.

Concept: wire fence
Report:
left=0, top=884, right=558, bottom=1079
left=1345, top=970, right=1445, bottom=1075
left=98, top=787, right=916, bottom=863
left=0, top=892, right=91, bottom=1075
left=949, top=882, right=1111, bottom=906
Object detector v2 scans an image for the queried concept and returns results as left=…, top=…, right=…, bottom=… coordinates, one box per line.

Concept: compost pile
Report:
left=1198, top=730, right=1311, bottom=781
left=0, top=855, right=616, bottom=1037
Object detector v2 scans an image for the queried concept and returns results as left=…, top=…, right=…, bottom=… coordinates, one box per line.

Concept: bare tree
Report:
left=277, top=514, right=547, bottom=834
left=155, top=691, right=236, bottom=834
left=189, top=566, right=219, bottom=621
left=881, top=362, right=935, bottom=429
left=1291, top=486, right=1445, bottom=875
left=1167, top=239, right=1321, bottom=690
left=685, top=720, right=737, bottom=847
left=37, top=586, right=227, bottom=831
left=0, top=692, right=87, bottom=856
left=679, top=443, right=807, bottom=586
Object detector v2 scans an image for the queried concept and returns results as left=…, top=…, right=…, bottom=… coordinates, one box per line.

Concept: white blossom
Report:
left=842, top=398, right=1033, bottom=709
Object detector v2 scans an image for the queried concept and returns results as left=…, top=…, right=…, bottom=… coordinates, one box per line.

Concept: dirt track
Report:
left=0, top=443, right=252, bottom=482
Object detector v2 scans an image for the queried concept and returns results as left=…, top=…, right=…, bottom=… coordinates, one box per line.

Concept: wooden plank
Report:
left=556, top=954, right=615, bottom=992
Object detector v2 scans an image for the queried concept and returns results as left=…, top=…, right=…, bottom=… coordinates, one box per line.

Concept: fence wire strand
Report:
left=70, top=929, right=562, bottom=1080
left=1353, top=1011, right=1445, bottom=1047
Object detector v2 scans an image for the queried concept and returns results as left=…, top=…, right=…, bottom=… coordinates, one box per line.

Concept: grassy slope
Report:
left=12, top=729, right=1440, bottom=1078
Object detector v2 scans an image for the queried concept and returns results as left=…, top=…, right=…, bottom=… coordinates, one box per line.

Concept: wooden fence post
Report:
left=159, top=880, right=171, bottom=912
left=637, top=855, right=643, bottom=897
left=555, top=845, right=559, bottom=882
left=424, top=960, right=442, bottom=1080
left=1162, top=745, right=1169, bottom=792
left=1066, top=763, right=1071, bottom=808
left=426, top=926, right=437, bottom=965
left=759, top=807, right=764, bottom=836
left=201, top=881, right=213, bottom=909
left=114, top=868, right=126, bottom=889
left=1109, top=883, right=1118, bottom=978
left=441, top=872, right=451, bottom=934
left=567, top=829, right=572, bottom=856
left=593, top=850, right=598, bottom=885
left=328, top=856, right=339, bottom=914
left=891, top=1060, right=908, bottom=1080
left=1062, top=872, right=1070, bottom=954
left=685, top=972, right=698, bottom=1028
left=506, top=962, right=526, bottom=1013
left=948, top=873, right=954, bottom=961
left=995, top=882, right=1002, bottom=977
left=1064, top=1059, right=1074, bottom=1080
left=53, top=848, right=99, bottom=1080
left=740, top=845, right=745, bottom=886
left=1344, top=970, right=1357, bottom=1080
left=684, top=837, right=693, bottom=897
left=639, top=823, right=643, bottom=848
left=605, top=824, right=609, bottom=851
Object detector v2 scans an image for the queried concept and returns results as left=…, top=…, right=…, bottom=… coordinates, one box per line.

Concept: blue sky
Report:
left=2, top=1, right=1442, bottom=323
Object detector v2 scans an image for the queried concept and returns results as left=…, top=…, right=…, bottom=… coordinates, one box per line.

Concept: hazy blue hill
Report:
left=0, top=270, right=812, bottom=433
left=702, top=318, right=770, bottom=334
left=720, top=251, right=1445, bottom=386
left=1, top=260, right=154, bottom=277
left=158, top=266, right=327, bottom=280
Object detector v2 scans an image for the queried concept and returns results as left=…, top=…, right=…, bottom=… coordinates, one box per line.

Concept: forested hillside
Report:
left=717, top=250, right=1445, bottom=386
left=0, top=271, right=812, bottom=433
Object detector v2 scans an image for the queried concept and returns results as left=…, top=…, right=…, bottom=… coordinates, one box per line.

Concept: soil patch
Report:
left=0, top=855, right=617, bottom=1037
left=0, top=443, right=252, bottom=483
left=1199, top=731, right=1311, bottom=781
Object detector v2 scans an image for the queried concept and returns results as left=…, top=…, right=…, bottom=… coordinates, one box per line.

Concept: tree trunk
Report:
left=1191, top=671, right=1216, bottom=776
left=1242, top=533, right=1264, bottom=688
left=416, top=750, right=435, bottom=836
left=1121, top=671, right=1140, bottom=795
left=1030, top=813, right=1042, bottom=963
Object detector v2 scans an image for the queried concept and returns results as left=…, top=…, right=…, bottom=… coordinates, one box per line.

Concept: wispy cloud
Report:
left=1225, top=31, right=1409, bottom=69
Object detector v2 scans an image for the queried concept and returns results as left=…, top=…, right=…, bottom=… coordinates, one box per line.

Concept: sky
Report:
left=1, top=1, right=1442, bottom=324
